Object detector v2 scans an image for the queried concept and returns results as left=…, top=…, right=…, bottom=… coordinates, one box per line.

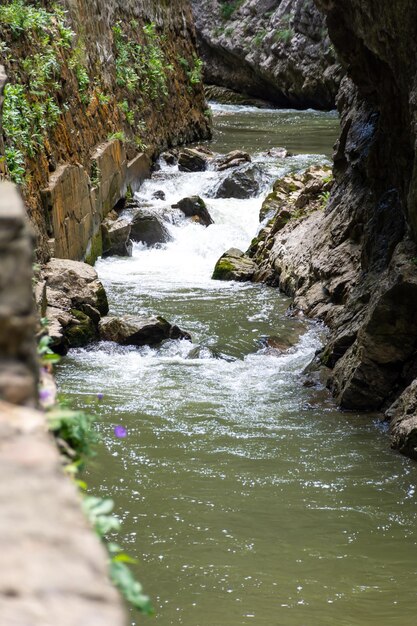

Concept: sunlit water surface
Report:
left=57, top=105, right=417, bottom=626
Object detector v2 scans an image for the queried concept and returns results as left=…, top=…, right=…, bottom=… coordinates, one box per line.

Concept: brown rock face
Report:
left=0, top=0, right=211, bottom=262
left=191, top=0, right=342, bottom=109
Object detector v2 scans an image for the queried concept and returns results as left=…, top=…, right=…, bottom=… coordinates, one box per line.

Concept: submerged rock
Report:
left=212, top=248, right=257, bottom=281
left=214, top=165, right=261, bottom=199
left=130, top=210, right=172, bottom=246
left=172, top=196, right=214, bottom=227
left=101, top=217, right=132, bottom=257
left=99, top=315, right=191, bottom=346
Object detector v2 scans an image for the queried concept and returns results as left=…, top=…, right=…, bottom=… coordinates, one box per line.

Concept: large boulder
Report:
left=101, top=217, right=132, bottom=257
left=130, top=210, right=172, bottom=246
left=212, top=248, right=257, bottom=281
left=178, top=148, right=209, bottom=172
left=42, top=259, right=109, bottom=315
left=172, top=196, right=214, bottom=227
left=214, top=165, right=261, bottom=199
left=40, top=259, right=109, bottom=354
left=99, top=316, right=191, bottom=346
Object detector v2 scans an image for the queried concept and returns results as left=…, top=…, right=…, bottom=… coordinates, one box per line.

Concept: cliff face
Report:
left=191, top=0, right=342, bottom=109
left=244, top=1, right=417, bottom=458
left=0, top=0, right=210, bottom=262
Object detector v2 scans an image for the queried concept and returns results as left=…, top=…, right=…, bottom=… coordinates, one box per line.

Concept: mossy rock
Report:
left=212, top=248, right=257, bottom=281
left=65, top=309, right=98, bottom=348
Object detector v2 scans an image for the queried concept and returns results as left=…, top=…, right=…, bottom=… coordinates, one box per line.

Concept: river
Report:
left=57, top=105, right=417, bottom=626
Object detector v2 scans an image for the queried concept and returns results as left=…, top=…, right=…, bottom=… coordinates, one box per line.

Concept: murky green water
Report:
left=57, top=105, right=417, bottom=626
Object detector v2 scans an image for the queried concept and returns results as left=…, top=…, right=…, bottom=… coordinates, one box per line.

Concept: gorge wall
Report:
left=191, top=0, right=342, bottom=109
left=238, top=0, right=417, bottom=458
left=0, top=0, right=210, bottom=263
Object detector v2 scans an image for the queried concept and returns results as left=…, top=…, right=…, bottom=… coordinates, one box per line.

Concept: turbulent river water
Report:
left=57, top=105, right=417, bottom=626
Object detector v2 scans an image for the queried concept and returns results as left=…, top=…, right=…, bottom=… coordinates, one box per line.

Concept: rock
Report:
left=101, top=217, right=132, bottom=257
left=65, top=309, right=98, bottom=348
left=204, top=84, right=273, bottom=108
left=214, top=165, right=261, bottom=199
left=178, top=148, right=209, bottom=172
left=161, top=150, right=178, bottom=165
left=216, top=150, right=251, bottom=171
left=130, top=210, right=172, bottom=246
left=153, top=190, right=166, bottom=200
left=99, top=316, right=191, bottom=346
left=387, top=380, right=417, bottom=460
left=265, top=147, right=289, bottom=159
left=212, top=248, right=257, bottom=281
left=192, top=0, right=342, bottom=109
left=258, top=335, right=295, bottom=353
left=172, top=196, right=214, bottom=227
left=41, top=259, right=109, bottom=354
left=42, top=259, right=109, bottom=316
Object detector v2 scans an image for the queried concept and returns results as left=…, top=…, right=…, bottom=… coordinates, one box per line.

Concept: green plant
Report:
left=0, top=0, right=78, bottom=183
left=112, top=21, right=171, bottom=101
left=253, top=30, right=267, bottom=47
left=118, top=99, right=135, bottom=125
left=274, top=27, right=295, bottom=44
left=319, top=190, right=331, bottom=206
left=219, top=0, right=244, bottom=20
left=37, top=335, right=61, bottom=367
left=108, top=131, right=127, bottom=142
left=188, top=55, right=203, bottom=86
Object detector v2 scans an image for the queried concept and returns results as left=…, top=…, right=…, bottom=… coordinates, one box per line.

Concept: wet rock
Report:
left=153, top=190, right=166, bottom=200
left=258, top=335, right=295, bottom=353
left=212, top=248, right=257, bottom=281
left=265, top=147, right=289, bottom=159
left=178, top=147, right=209, bottom=172
left=216, top=150, right=251, bottom=171
left=99, top=316, right=191, bottom=346
left=101, top=217, right=132, bottom=257
left=387, top=380, right=417, bottom=460
left=214, top=165, right=261, bottom=199
left=172, top=196, right=214, bottom=227
left=161, top=150, right=178, bottom=166
left=41, top=259, right=109, bottom=354
left=65, top=309, right=98, bottom=348
left=130, top=210, right=172, bottom=246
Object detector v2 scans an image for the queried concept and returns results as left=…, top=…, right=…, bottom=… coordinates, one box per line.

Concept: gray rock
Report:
left=41, top=259, right=109, bottom=354
left=191, top=0, right=342, bottom=109
left=130, top=210, right=172, bottom=246
left=212, top=248, right=257, bottom=281
left=214, top=165, right=261, bottom=199
left=101, top=217, right=132, bottom=257
left=387, top=380, right=417, bottom=460
left=178, top=148, right=208, bottom=172
left=216, top=150, right=252, bottom=171
left=172, top=196, right=214, bottom=227
left=99, top=315, right=192, bottom=346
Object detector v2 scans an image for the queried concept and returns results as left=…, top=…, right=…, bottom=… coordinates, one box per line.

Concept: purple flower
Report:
left=97, top=392, right=104, bottom=401
left=39, top=389, right=51, bottom=401
left=114, top=425, right=127, bottom=438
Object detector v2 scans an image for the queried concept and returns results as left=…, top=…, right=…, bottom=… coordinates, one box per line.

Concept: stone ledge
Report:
left=0, top=401, right=126, bottom=626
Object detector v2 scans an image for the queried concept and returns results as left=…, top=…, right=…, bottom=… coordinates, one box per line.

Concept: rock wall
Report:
left=191, top=0, right=342, bottom=109
left=0, top=183, right=38, bottom=407
left=0, top=0, right=211, bottom=262
left=243, top=1, right=417, bottom=458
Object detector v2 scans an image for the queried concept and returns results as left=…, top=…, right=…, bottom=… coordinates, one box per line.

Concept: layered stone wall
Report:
left=0, top=0, right=210, bottom=262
